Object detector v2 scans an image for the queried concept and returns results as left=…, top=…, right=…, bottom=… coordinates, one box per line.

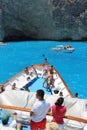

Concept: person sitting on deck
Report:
left=1, top=113, right=11, bottom=127
left=10, top=113, right=22, bottom=130
left=27, top=76, right=31, bottom=81
left=12, top=83, right=17, bottom=90
left=54, top=90, right=59, bottom=94
left=59, top=92, right=63, bottom=97
left=23, top=84, right=30, bottom=92
left=0, top=112, right=22, bottom=130
left=74, top=92, right=79, bottom=98
left=9, top=112, right=18, bottom=128
left=0, top=84, right=5, bottom=93
left=24, top=67, right=29, bottom=75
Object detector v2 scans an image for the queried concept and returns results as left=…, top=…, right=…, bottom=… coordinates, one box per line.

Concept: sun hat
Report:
left=46, top=122, right=59, bottom=130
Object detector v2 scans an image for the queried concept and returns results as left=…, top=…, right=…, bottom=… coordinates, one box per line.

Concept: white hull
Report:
left=51, top=44, right=75, bottom=53
left=3, top=64, right=73, bottom=98
left=0, top=64, right=87, bottom=130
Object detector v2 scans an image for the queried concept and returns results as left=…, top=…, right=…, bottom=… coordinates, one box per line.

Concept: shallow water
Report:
left=0, top=41, right=87, bottom=99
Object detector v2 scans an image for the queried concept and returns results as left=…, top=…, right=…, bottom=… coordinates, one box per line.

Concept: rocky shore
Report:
left=0, top=0, right=87, bottom=41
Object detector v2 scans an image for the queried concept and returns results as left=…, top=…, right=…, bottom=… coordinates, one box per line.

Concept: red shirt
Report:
left=51, top=105, right=66, bottom=124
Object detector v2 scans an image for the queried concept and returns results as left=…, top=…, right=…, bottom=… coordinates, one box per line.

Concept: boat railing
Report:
left=53, top=67, right=74, bottom=98
left=0, top=104, right=87, bottom=124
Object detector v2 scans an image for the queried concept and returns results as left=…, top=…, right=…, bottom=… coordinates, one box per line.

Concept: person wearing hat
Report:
left=46, top=122, right=59, bottom=130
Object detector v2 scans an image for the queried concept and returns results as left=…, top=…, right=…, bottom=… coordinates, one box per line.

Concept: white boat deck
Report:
left=3, top=64, right=72, bottom=99
left=0, top=64, right=87, bottom=130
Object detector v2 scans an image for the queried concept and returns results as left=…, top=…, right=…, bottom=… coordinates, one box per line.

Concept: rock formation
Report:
left=0, top=0, right=87, bottom=41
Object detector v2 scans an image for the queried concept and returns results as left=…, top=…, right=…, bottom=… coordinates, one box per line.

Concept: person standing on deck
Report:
left=43, top=58, right=49, bottom=65
left=30, top=89, right=51, bottom=130
left=51, top=97, right=66, bottom=130
left=49, top=65, right=54, bottom=77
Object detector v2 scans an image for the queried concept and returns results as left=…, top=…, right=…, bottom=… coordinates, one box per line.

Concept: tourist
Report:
left=43, top=76, right=48, bottom=87
left=12, top=83, right=17, bottom=90
left=16, top=123, right=22, bottom=130
left=31, top=65, right=38, bottom=77
left=24, top=67, right=29, bottom=75
left=0, top=84, right=5, bottom=93
left=59, top=92, right=63, bottom=97
left=75, top=92, right=79, bottom=98
left=43, top=58, right=48, bottom=65
left=30, top=89, right=51, bottom=130
left=9, top=112, right=17, bottom=128
left=1, top=113, right=11, bottom=126
left=46, top=122, right=59, bottom=130
left=43, top=69, right=48, bottom=77
left=44, top=65, right=54, bottom=85
left=51, top=97, right=66, bottom=130
left=49, top=76, right=55, bottom=88
left=45, top=77, right=54, bottom=94
left=49, top=65, right=54, bottom=77
left=54, top=90, right=59, bottom=94
left=43, top=58, right=49, bottom=76
left=23, top=84, right=30, bottom=92
left=1, top=112, right=22, bottom=130
left=27, top=76, right=31, bottom=81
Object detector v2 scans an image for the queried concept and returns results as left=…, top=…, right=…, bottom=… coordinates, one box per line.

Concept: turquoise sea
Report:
left=0, top=41, right=87, bottom=99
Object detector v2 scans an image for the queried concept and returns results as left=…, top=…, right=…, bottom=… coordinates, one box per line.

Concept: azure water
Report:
left=0, top=41, right=87, bottom=99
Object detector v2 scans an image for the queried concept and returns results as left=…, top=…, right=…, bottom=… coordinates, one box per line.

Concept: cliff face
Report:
left=0, top=1, right=4, bottom=41
left=1, top=0, right=87, bottom=41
